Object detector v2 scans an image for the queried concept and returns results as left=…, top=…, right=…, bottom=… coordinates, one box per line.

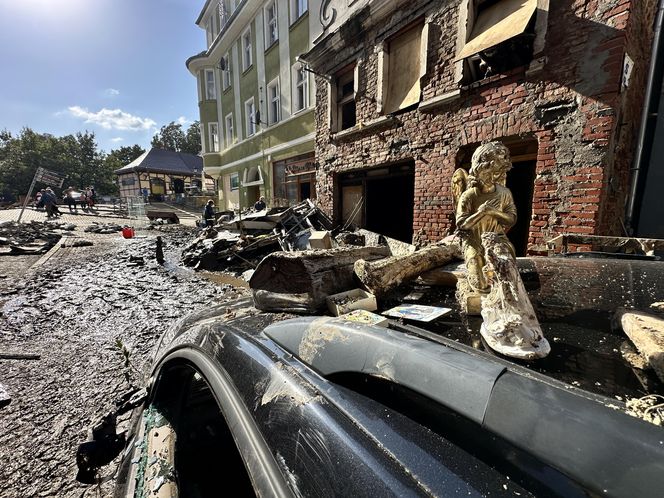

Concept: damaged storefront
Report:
left=272, top=152, right=317, bottom=207
left=302, top=0, right=655, bottom=252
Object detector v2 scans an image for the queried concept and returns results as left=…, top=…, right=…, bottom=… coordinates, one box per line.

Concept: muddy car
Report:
left=110, top=255, right=664, bottom=498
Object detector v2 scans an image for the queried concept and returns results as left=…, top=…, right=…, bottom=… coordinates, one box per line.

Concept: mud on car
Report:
left=106, top=255, right=664, bottom=498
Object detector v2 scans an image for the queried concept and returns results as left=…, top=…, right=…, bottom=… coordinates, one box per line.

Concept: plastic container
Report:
left=326, top=288, right=378, bottom=316
left=122, top=226, right=135, bottom=239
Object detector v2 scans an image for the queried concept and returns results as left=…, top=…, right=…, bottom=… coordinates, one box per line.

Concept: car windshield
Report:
left=377, top=256, right=664, bottom=400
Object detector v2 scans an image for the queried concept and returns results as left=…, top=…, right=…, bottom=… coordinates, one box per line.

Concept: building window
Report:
left=230, top=172, right=240, bottom=190
left=380, top=22, right=426, bottom=115
left=208, top=122, right=219, bottom=152
left=456, top=0, right=543, bottom=84
left=273, top=153, right=316, bottom=206
left=267, top=78, right=281, bottom=125
left=292, top=63, right=308, bottom=113
left=222, top=53, right=232, bottom=90
left=205, top=69, right=216, bottom=100
left=225, top=113, right=234, bottom=146
left=230, top=0, right=236, bottom=13
left=290, top=0, right=308, bottom=24
left=245, top=97, right=256, bottom=137
left=120, top=177, right=136, bottom=186
left=242, top=27, right=253, bottom=71
left=219, top=0, right=229, bottom=30
left=264, top=1, right=278, bottom=47
left=335, top=66, right=356, bottom=131
left=206, top=17, right=214, bottom=46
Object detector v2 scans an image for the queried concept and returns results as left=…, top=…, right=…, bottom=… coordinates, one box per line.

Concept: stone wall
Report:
left=312, top=0, right=656, bottom=251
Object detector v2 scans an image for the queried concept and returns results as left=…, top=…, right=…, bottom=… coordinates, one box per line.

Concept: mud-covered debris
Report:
left=84, top=222, right=123, bottom=234
left=61, top=239, right=93, bottom=248
left=625, top=395, right=664, bottom=426
left=182, top=199, right=333, bottom=272
left=0, top=220, right=62, bottom=252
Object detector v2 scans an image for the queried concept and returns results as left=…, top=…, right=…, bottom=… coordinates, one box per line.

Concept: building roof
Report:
left=114, top=148, right=204, bottom=177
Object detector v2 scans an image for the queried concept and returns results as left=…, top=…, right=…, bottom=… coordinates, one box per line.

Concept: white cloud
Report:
left=67, top=106, right=156, bottom=131
left=177, top=116, right=189, bottom=125
left=110, top=137, right=124, bottom=142
left=105, top=88, right=120, bottom=97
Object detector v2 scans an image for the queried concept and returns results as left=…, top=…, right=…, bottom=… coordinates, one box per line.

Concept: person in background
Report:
left=142, top=187, right=150, bottom=204
left=64, top=187, right=78, bottom=214
left=204, top=200, right=216, bottom=227
left=35, top=190, right=44, bottom=210
left=254, top=196, right=266, bottom=211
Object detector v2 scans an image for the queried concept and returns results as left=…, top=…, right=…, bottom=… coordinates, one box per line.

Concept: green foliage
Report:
left=151, top=121, right=201, bottom=155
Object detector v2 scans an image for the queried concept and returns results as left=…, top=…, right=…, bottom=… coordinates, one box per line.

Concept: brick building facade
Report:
left=301, top=0, right=657, bottom=253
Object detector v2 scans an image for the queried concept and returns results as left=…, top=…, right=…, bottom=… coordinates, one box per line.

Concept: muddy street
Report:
left=0, top=227, right=248, bottom=497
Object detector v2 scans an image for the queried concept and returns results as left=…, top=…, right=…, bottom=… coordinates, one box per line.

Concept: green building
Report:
left=186, top=0, right=322, bottom=211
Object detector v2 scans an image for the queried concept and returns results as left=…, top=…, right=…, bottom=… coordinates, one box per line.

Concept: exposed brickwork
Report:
left=310, top=0, right=656, bottom=251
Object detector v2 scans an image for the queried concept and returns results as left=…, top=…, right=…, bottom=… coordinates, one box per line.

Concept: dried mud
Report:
left=0, top=229, right=248, bottom=497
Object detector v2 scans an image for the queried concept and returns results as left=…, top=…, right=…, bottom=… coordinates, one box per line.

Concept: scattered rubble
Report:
left=0, top=220, right=65, bottom=254
left=84, top=222, right=124, bottom=234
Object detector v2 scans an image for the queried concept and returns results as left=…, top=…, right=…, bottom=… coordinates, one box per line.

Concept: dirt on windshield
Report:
left=0, top=227, right=248, bottom=497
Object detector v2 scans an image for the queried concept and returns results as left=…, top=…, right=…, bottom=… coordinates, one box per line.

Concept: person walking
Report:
left=64, top=187, right=78, bottom=214
left=42, top=188, right=60, bottom=218
left=203, top=200, right=216, bottom=227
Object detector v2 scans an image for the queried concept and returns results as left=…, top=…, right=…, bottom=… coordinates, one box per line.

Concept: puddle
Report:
left=196, top=271, right=249, bottom=288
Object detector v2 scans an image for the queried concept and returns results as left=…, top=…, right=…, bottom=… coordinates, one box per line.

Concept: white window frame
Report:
left=267, top=78, right=281, bottom=125
left=205, top=69, right=216, bottom=100
left=206, top=17, right=214, bottom=46
left=208, top=122, right=220, bottom=152
left=225, top=113, right=234, bottom=146
left=264, top=0, right=279, bottom=47
left=241, top=26, right=253, bottom=72
left=291, top=63, right=308, bottom=114
left=222, top=52, right=232, bottom=90
left=245, top=97, right=256, bottom=137
left=290, top=0, right=308, bottom=24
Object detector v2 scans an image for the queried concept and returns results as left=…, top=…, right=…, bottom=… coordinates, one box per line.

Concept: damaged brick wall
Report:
left=313, top=0, right=656, bottom=251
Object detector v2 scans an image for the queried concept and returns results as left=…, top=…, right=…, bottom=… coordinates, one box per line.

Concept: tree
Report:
left=151, top=122, right=186, bottom=152
left=182, top=121, right=201, bottom=155
left=151, top=121, right=201, bottom=155
left=0, top=127, right=123, bottom=199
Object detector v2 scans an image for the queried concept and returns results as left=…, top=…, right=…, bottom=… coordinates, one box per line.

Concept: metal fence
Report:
left=127, top=197, right=147, bottom=220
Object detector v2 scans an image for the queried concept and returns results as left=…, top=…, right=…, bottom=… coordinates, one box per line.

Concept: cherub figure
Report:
left=455, top=142, right=517, bottom=292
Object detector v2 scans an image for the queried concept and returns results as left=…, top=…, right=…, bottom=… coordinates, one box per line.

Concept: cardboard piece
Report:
left=309, top=230, right=332, bottom=249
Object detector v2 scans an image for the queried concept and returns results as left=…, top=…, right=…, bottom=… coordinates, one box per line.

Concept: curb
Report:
left=28, top=238, right=66, bottom=272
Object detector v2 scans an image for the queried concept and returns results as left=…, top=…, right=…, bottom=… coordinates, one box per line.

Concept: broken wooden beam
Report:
left=354, top=238, right=462, bottom=296
left=618, top=309, right=664, bottom=383
left=250, top=246, right=391, bottom=313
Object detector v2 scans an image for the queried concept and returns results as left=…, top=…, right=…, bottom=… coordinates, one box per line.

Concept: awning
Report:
left=455, top=0, right=538, bottom=61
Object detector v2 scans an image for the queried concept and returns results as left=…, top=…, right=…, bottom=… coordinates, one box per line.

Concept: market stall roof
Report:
left=114, top=148, right=203, bottom=177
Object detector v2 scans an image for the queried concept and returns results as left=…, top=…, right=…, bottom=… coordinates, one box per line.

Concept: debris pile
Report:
left=181, top=199, right=333, bottom=271
left=0, top=220, right=66, bottom=254
left=84, top=222, right=124, bottom=234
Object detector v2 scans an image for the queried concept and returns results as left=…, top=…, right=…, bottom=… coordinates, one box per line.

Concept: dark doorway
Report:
left=300, top=182, right=311, bottom=200
left=366, top=175, right=414, bottom=242
left=173, top=178, right=185, bottom=194
left=339, top=162, right=415, bottom=243
left=505, top=160, right=536, bottom=256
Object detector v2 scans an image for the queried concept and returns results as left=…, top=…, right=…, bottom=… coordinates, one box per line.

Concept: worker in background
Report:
left=254, top=196, right=266, bottom=211
left=204, top=200, right=216, bottom=227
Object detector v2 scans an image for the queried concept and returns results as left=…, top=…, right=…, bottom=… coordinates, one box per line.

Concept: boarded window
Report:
left=455, top=0, right=538, bottom=61
left=384, top=23, right=423, bottom=114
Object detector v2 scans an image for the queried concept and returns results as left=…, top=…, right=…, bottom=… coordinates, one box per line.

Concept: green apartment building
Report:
left=186, top=0, right=321, bottom=211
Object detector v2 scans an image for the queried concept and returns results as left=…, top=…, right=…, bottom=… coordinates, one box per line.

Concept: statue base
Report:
left=455, top=277, right=483, bottom=316
left=480, top=323, right=551, bottom=360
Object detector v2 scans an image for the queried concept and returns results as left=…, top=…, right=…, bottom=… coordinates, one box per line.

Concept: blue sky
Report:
left=0, top=0, right=204, bottom=153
